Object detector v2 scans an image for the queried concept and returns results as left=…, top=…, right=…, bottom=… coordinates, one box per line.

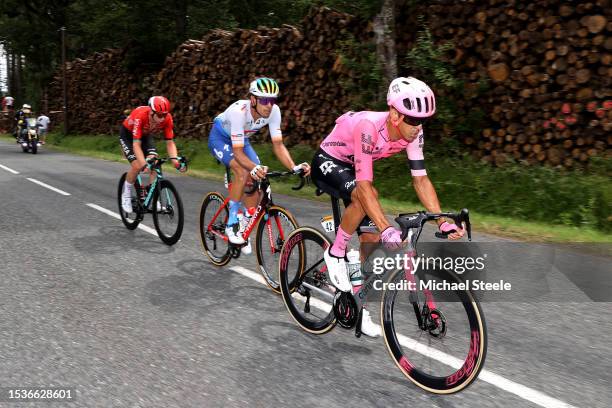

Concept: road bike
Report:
left=117, top=156, right=187, bottom=245
left=199, top=167, right=305, bottom=292
left=278, top=191, right=486, bottom=394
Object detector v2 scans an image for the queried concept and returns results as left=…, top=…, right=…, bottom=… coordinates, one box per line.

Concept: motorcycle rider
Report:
left=14, top=104, right=33, bottom=143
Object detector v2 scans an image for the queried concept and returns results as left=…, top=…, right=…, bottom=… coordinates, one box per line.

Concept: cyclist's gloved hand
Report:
left=292, top=162, right=311, bottom=177
left=438, top=221, right=465, bottom=240
left=250, top=164, right=267, bottom=181
left=173, top=157, right=187, bottom=173
left=380, top=226, right=403, bottom=249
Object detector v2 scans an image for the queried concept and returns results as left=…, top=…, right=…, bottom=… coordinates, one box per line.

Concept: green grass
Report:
left=3, top=132, right=610, bottom=243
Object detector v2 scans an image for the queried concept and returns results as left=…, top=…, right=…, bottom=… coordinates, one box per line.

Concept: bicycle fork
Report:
left=403, top=250, right=438, bottom=331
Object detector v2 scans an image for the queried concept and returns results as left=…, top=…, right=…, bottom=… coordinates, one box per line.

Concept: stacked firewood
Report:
left=396, top=0, right=611, bottom=167
left=46, top=3, right=610, bottom=168
left=153, top=7, right=367, bottom=143
left=47, top=49, right=154, bottom=135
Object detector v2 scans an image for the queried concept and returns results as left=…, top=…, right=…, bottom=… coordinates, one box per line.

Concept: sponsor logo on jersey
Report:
left=319, top=161, right=338, bottom=175
left=321, top=141, right=347, bottom=147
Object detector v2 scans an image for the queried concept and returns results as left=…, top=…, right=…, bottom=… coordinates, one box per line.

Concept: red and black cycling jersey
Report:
left=122, top=106, right=174, bottom=141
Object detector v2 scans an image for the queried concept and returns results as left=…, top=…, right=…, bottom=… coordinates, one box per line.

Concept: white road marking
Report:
left=85, top=203, right=159, bottom=237
left=227, top=264, right=578, bottom=408
left=0, top=163, right=20, bottom=174
left=26, top=178, right=71, bottom=196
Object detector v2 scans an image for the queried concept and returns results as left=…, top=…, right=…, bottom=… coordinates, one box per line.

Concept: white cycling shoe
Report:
left=324, top=248, right=352, bottom=292
left=360, top=309, right=381, bottom=338
left=121, top=193, right=133, bottom=214
left=226, top=223, right=245, bottom=245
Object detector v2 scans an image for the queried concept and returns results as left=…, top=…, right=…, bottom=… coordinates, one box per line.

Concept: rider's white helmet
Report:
left=387, top=77, right=436, bottom=118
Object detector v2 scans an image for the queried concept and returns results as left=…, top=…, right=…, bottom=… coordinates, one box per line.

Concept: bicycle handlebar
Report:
left=142, top=156, right=188, bottom=171
left=260, top=168, right=307, bottom=191
left=395, top=208, right=471, bottom=243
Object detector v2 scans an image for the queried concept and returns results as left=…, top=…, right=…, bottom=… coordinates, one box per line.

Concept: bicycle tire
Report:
left=117, top=172, right=142, bottom=230
left=199, top=192, right=232, bottom=266
left=255, top=206, right=299, bottom=294
left=381, top=267, right=487, bottom=394
left=152, top=179, right=184, bottom=245
left=279, top=226, right=337, bottom=334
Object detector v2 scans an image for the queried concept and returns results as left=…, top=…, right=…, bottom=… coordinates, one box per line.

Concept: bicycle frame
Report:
left=135, top=158, right=177, bottom=212
left=205, top=179, right=276, bottom=244
left=307, top=194, right=449, bottom=329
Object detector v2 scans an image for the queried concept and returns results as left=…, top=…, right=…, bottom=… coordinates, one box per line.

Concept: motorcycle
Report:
left=20, top=118, right=40, bottom=154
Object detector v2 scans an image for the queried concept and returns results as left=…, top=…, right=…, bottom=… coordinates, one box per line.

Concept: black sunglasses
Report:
left=402, top=115, right=427, bottom=126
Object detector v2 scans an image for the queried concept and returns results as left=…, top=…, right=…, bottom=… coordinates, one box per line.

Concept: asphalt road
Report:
left=0, top=140, right=610, bottom=408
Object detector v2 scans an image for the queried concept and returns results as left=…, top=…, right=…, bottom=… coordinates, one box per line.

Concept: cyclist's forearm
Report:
left=355, top=182, right=390, bottom=231
left=166, top=140, right=178, bottom=158
left=412, top=176, right=443, bottom=224
left=272, top=141, right=295, bottom=170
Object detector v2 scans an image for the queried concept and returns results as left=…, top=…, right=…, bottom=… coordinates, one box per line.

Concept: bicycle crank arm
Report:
left=354, top=307, right=363, bottom=338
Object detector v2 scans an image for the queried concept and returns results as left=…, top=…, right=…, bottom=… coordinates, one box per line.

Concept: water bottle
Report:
left=346, top=249, right=362, bottom=287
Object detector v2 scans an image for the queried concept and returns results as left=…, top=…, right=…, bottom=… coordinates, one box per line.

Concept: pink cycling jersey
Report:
left=320, top=111, right=426, bottom=181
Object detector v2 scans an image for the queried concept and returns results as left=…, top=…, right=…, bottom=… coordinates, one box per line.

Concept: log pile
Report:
left=153, top=7, right=367, bottom=143
left=396, top=0, right=611, bottom=167
left=47, top=49, right=155, bottom=135
left=46, top=3, right=610, bottom=168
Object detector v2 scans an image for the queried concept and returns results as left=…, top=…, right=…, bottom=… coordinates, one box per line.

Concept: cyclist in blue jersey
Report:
left=208, top=78, right=310, bottom=252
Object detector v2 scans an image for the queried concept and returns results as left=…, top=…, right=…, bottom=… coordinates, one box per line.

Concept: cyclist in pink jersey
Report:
left=311, top=77, right=465, bottom=337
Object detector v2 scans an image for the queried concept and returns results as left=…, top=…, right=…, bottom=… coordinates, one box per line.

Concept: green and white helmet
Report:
left=249, top=77, right=279, bottom=98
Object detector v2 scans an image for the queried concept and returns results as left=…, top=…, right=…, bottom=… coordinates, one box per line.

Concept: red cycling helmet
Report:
left=148, top=96, right=171, bottom=114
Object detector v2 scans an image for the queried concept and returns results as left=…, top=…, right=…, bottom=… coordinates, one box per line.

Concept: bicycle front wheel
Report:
left=255, top=206, right=299, bottom=293
left=152, top=179, right=184, bottom=245
left=381, top=267, right=487, bottom=394
left=199, top=192, right=231, bottom=266
left=279, top=227, right=336, bottom=334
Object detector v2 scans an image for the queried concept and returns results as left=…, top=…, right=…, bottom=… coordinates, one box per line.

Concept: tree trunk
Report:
left=373, top=0, right=397, bottom=99
left=5, top=48, right=10, bottom=95
left=15, top=53, right=23, bottom=101
left=174, top=0, right=188, bottom=40
left=10, top=52, right=15, bottom=97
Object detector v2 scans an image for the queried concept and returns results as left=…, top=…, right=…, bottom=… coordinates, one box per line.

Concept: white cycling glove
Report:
left=250, top=164, right=266, bottom=181
left=292, top=163, right=309, bottom=173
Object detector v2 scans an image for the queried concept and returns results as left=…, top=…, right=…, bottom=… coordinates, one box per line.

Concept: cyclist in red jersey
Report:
left=119, top=96, right=186, bottom=213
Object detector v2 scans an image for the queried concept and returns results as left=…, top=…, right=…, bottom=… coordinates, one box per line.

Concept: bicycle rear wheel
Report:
left=279, top=227, right=336, bottom=334
left=199, top=192, right=231, bottom=266
left=255, top=206, right=299, bottom=293
left=152, top=179, right=184, bottom=245
left=381, top=267, right=487, bottom=394
left=117, top=172, right=142, bottom=230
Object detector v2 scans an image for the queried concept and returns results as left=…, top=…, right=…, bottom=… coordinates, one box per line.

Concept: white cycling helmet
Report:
left=249, top=78, right=279, bottom=98
left=387, top=77, right=436, bottom=118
